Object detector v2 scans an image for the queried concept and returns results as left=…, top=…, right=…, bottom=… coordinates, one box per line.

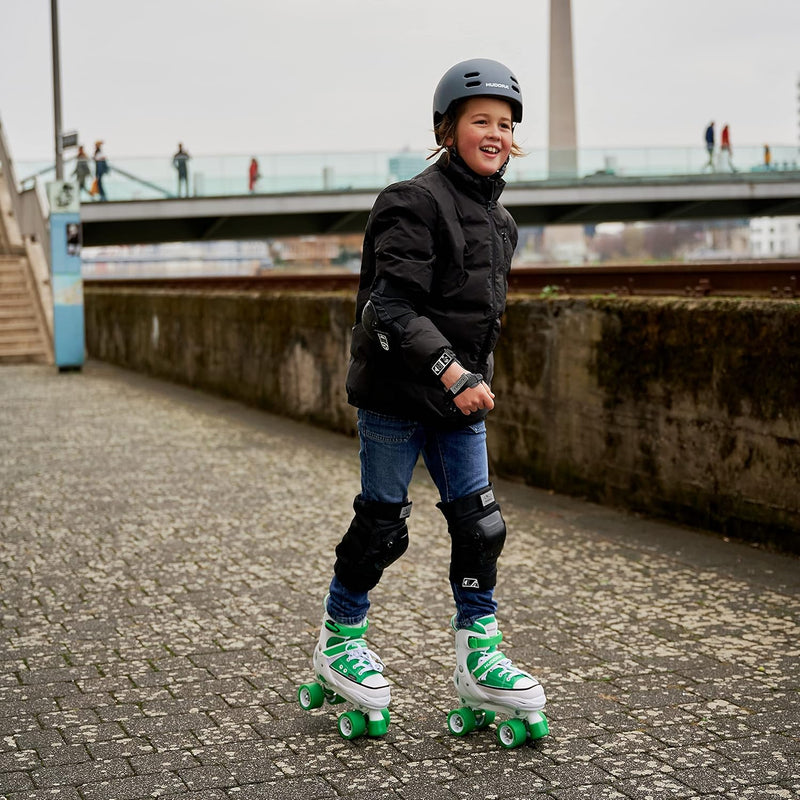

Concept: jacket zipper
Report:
left=477, top=199, right=501, bottom=368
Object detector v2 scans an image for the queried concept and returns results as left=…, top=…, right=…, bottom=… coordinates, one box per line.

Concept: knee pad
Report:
left=438, top=485, right=506, bottom=592
left=334, top=495, right=411, bottom=593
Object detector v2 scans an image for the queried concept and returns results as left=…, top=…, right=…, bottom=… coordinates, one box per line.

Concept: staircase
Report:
left=0, top=133, right=53, bottom=365
left=0, top=254, right=51, bottom=363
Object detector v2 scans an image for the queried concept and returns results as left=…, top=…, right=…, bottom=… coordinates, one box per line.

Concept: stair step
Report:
left=0, top=333, right=47, bottom=348
left=0, top=292, right=34, bottom=308
left=0, top=349, right=49, bottom=363
left=0, top=317, right=43, bottom=329
left=0, top=339, right=46, bottom=352
left=0, top=303, right=36, bottom=318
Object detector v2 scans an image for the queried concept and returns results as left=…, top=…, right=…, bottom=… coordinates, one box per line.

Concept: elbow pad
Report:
left=361, top=300, right=391, bottom=352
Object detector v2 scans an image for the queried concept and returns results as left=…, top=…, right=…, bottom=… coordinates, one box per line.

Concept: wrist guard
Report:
left=448, top=371, right=483, bottom=397
left=431, top=348, right=458, bottom=377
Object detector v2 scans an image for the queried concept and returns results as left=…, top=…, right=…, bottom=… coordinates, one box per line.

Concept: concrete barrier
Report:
left=84, top=284, right=800, bottom=552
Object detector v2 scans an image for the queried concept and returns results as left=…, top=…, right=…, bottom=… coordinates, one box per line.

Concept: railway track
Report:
left=85, top=260, right=799, bottom=299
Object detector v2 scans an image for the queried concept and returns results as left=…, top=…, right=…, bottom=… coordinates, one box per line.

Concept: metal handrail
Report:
left=20, top=157, right=174, bottom=199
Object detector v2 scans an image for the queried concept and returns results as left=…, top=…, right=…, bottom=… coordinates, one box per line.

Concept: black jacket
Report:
left=345, top=153, right=518, bottom=427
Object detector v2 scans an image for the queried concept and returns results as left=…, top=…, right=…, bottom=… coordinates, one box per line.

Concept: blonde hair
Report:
left=427, top=100, right=524, bottom=165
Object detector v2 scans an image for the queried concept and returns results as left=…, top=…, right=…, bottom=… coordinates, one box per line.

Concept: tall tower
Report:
left=548, top=0, right=578, bottom=179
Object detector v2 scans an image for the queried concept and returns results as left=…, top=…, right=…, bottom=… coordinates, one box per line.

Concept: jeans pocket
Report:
left=358, top=410, right=418, bottom=444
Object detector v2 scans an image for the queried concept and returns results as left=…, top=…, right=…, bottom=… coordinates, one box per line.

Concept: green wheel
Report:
left=338, top=710, right=367, bottom=740
left=447, top=707, right=477, bottom=737
left=527, top=712, right=549, bottom=740
left=297, top=683, right=325, bottom=710
left=497, top=718, right=528, bottom=749
left=474, top=710, right=496, bottom=730
left=367, top=709, right=390, bottom=737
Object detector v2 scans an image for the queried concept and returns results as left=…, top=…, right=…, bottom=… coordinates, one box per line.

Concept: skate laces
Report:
left=325, top=637, right=384, bottom=676
left=344, top=640, right=385, bottom=674
left=474, top=650, right=519, bottom=682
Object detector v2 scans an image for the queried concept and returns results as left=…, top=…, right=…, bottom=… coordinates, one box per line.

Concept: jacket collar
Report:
left=438, top=152, right=506, bottom=205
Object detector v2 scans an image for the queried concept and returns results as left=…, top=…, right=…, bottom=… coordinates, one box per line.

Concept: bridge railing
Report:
left=15, top=144, right=800, bottom=203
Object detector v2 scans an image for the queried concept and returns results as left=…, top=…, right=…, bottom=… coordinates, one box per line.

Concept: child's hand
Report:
left=454, top=381, right=495, bottom=415
left=441, top=363, right=495, bottom=414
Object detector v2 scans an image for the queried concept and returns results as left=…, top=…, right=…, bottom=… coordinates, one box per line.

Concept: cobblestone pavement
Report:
left=1, top=363, right=798, bottom=800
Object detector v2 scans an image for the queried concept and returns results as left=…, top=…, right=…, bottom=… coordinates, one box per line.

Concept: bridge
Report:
left=8, top=140, right=798, bottom=246
left=78, top=169, right=800, bottom=247
left=12, top=144, right=799, bottom=246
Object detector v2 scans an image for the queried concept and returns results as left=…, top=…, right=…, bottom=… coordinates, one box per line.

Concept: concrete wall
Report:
left=85, top=285, right=800, bottom=552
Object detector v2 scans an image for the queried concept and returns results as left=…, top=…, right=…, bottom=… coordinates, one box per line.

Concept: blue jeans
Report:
left=327, top=409, right=498, bottom=629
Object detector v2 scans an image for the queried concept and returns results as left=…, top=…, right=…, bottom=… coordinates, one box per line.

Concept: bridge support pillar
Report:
left=548, top=0, right=578, bottom=179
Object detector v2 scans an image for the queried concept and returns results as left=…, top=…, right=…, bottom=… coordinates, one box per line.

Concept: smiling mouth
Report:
left=480, top=146, right=501, bottom=155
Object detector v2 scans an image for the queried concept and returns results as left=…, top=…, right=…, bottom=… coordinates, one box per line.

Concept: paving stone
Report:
left=77, top=772, right=188, bottom=800
left=225, top=775, right=333, bottom=799
left=550, top=787, right=631, bottom=800
left=5, top=789, right=82, bottom=800
left=0, top=769, right=35, bottom=791
left=31, top=757, right=132, bottom=789
left=1, top=363, right=798, bottom=800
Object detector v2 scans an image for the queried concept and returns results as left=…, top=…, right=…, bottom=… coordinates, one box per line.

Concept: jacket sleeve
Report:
left=367, top=184, right=452, bottom=374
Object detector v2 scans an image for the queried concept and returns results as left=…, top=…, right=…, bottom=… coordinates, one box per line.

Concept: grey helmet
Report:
left=433, top=58, right=523, bottom=143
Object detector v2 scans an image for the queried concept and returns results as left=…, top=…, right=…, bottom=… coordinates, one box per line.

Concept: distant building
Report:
left=749, top=216, right=800, bottom=257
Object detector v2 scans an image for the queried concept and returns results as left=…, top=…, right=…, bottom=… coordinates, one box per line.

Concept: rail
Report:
left=85, top=260, right=800, bottom=299
left=17, top=143, right=800, bottom=202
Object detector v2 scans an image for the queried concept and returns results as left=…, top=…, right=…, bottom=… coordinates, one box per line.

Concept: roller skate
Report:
left=446, top=615, right=549, bottom=749
left=297, top=604, right=391, bottom=740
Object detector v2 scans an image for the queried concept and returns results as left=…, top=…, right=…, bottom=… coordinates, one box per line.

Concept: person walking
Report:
left=172, top=143, right=190, bottom=197
left=704, top=121, right=715, bottom=171
left=721, top=124, right=736, bottom=172
left=248, top=157, right=260, bottom=193
left=93, top=141, right=109, bottom=201
left=301, top=58, right=548, bottom=747
left=72, top=145, right=92, bottom=199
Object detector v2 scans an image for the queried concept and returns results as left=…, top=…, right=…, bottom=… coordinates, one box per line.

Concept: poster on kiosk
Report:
left=47, top=180, right=84, bottom=370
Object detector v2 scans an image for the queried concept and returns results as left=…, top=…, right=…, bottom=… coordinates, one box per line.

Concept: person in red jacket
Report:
left=721, top=124, right=736, bottom=172
left=248, top=157, right=260, bottom=193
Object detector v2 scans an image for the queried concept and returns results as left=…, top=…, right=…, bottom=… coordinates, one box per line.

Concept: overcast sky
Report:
left=2, top=0, right=799, bottom=163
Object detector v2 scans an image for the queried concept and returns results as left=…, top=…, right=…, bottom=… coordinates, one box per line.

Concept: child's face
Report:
left=446, top=97, right=514, bottom=177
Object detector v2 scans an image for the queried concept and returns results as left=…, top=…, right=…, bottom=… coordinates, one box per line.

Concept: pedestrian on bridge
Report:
left=304, top=58, right=548, bottom=745
left=248, top=157, right=260, bottom=192
left=73, top=145, right=92, bottom=199
left=172, top=143, right=190, bottom=197
left=704, top=121, right=715, bottom=171
left=721, top=124, right=736, bottom=172
left=93, top=141, right=109, bottom=201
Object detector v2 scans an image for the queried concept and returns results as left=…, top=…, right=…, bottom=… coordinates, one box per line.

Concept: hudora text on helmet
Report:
left=433, top=58, right=523, bottom=143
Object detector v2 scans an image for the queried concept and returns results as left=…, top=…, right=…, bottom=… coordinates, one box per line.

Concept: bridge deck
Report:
left=78, top=172, right=800, bottom=246
left=1, top=363, right=798, bottom=798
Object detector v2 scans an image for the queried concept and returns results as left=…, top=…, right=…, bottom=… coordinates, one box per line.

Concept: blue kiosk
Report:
left=46, top=180, right=84, bottom=370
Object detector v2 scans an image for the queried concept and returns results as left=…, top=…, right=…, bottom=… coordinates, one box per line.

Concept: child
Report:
left=310, top=58, right=547, bottom=743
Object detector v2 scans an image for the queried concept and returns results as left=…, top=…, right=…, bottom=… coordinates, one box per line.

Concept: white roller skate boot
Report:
left=298, top=604, right=391, bottom=740
left=447, top=614, right=548, bottom=748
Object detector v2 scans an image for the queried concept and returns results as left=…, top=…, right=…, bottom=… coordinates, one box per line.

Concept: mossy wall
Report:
left=85, top=287, right=800, bottom=552
left=85, top=288, right=358, bottom=435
